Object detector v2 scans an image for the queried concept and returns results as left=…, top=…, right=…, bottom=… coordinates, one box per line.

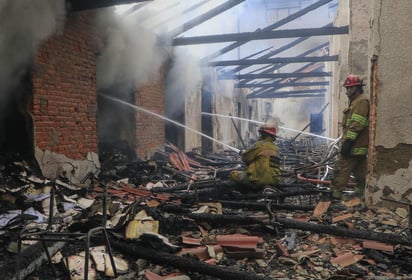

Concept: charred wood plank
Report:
left=250, top=89, right=327, bottom=99
left=236, top=81, right=330, bottom=89
left=185, top=213, right=265, bottom=226
left=249, top=93, right=325, bottom=99
left=159, top=200, right=313, bottom=214
left=220, top=200, right=314, bottom=212
left=232, top=37, right=329, bottom=76
left=110, top=239, right=264, bottom=280
left=238, top=188, right=320, bottom=200
left=208, top=55, right=338, bottom=67
left=275, top=217, right=412, bottom=246
left=173, top=26, right=348, bottom=46
left=221, top=72, right=331, bottom=80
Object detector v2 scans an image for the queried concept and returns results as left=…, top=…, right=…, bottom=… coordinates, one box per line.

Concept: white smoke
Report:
left=96, top=3, right=175, bottom=92
left=0, top=0, right=66, bottom=98
left=95, top=0, right=233, bottom=103
left=165, top=47, right=203, bottom=115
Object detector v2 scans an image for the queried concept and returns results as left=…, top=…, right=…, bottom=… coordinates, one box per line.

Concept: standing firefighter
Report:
left=229, top=118, right=281, bottom=191
left=330, top=74, right=369, bottom=200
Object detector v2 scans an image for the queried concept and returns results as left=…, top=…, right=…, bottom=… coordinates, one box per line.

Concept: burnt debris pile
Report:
left=1, top=138, right=412, bottom=279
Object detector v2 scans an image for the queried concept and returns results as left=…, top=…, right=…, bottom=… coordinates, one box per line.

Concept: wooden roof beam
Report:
left=207, top=55, right=338, bottom=67
left=236, top=81, right=329, bottom=89
left=201, top=0, right=335, bottom=62
left=219, top=72, right=331, bottom=80
left=172, top=26, right=348, bottom=46
left=247, top=89, right=327, bottom=99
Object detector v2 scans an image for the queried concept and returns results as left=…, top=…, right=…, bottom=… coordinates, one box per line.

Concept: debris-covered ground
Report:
left=1, top=138, right=412, bottom=280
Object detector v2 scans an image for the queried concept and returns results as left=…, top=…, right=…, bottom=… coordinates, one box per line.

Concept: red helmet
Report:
left=259, top=119, right=277, bottom=137
left=343, top=74, right=363, bottom=88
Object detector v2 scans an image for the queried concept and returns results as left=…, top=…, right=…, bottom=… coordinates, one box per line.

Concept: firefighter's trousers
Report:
left=332, top=155, right=367, bottom=191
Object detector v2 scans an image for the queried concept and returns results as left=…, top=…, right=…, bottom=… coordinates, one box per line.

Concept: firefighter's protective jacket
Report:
left=341, top=94, right=369, bottom=156
left=241, top=136, right=281, bottom=187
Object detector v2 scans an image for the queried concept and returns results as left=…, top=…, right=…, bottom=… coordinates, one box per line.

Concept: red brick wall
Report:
left=32, top=11, right=98, bottom=160
left=135, top=72, right=166, bottom=159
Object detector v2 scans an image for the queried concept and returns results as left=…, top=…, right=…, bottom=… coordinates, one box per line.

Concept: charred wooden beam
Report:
left=243, top=65, right=326, bottom=94
left=233, top=41, right=330, bottom=79
left=201, top=0, right=335, bottom=62
left=247, top=85, right=323, bottom=97
left=235, top=187, right=321, bottom=200
left=110, top=239, right=264, bottom=280
left=221, top=72, right=331, bottom=80
left=244, top=62, right=325, bottom=96
left=168, top=181, right=323, bottom=202
left=68, top=0, right=152, bottom=11
left=249, top=93, right=325, bottom=99
left=249, top=89, right=327, bottom=99
left=239, top=61, right=325, bottom=86
left=236, top=81, right=330, bottom=89
left=185, top=213, right=265, bottom=226
left=220, top=200, right=314, bottom=212
left=173, top=26, right=348, bottom=46
left=169, top=0, right=246, bottom=37
left=208, top=55, right=338, bottom=67
left=275, top=217, right=412, bottom=246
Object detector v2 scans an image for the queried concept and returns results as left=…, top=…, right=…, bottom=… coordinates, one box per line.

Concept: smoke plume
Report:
left=96, top=4, right=173, bottom=92
left=0, top=0, right=66, bottom=98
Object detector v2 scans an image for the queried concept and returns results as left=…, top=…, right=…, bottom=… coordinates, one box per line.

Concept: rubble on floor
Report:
left=0, top=138, right=411, bottom=280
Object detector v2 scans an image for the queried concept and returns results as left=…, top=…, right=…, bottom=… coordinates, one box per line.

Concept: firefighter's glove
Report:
left=340, top=140, right=353, bottom=156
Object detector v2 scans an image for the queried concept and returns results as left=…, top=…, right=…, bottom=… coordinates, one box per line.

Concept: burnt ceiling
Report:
left=69, top=0, right=344, bottom=99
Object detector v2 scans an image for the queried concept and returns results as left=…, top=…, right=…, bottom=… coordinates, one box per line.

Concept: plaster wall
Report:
left=184, top=84, right=202, bottom=152
left=367, top=0, right=412, bottom=205
left=212, top=80, right=239, bottom=152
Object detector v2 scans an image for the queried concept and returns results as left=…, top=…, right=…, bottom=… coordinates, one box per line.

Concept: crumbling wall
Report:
left=366, top=0, right=412, bottom=205
left=32, top=10, right=99, bottom=182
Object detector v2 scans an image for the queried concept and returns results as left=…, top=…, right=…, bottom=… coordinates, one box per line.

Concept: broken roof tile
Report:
left=330, top=252, right=364, bottom=267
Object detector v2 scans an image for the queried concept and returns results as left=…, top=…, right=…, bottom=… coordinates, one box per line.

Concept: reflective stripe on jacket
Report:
left=241, top=136, right=281, bottom=186
left=341, top=94, right=369, bottom=156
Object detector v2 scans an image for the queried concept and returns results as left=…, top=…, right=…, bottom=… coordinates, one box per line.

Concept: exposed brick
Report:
left=135, top=70, right=166, bottom=159
left=32, top=11, right=98, bottom=160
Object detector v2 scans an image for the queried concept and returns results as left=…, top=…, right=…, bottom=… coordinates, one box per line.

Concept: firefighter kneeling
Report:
left=229, top=119, right=281, bottom=191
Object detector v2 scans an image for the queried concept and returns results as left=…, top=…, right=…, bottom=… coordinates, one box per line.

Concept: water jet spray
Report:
left=100, top=94, right=241, bottom=153
left=201, top=112, right=337, bottom=142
